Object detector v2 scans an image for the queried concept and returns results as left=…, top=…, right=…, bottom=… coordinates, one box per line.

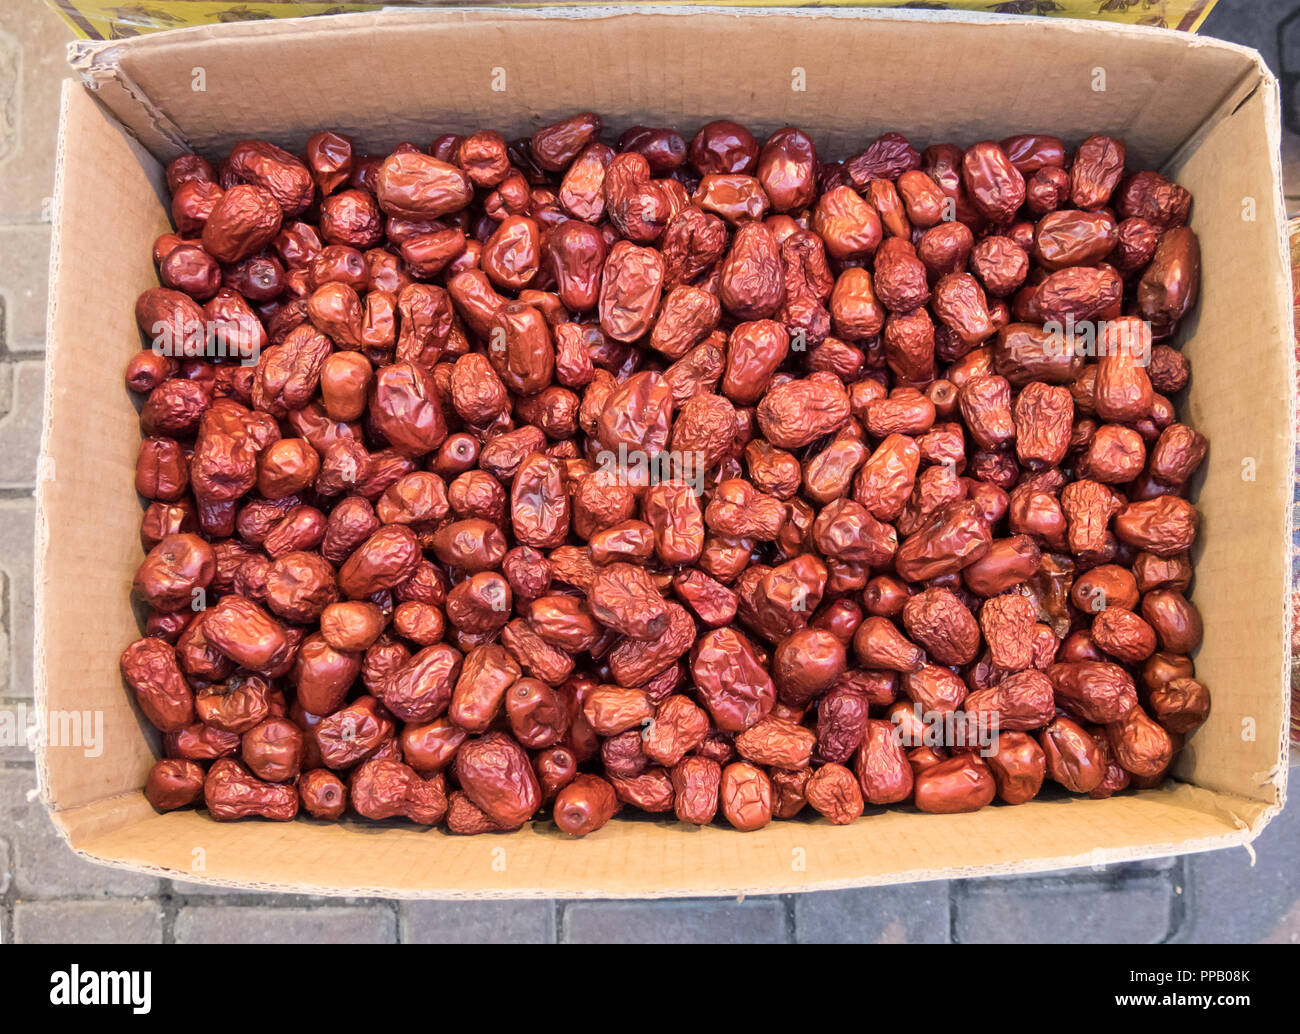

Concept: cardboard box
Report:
left=37, top=6, right=1292, bottom=898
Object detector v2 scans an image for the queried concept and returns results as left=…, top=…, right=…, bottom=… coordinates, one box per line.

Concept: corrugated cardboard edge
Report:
left=32, top=81, right=72, bottom=806
left=1258, top=59, right=1295, bottom=820
left=44, top=785, right=1270, bottom=900
left=33, top=79, right=167, bottom=805
left=1155, top=45, right=1297, bottom=830
left=64, top=4, right=1269, bottom=162
left=34, top=6, right=1292, bottom=898
left=57, top=839, right=1266, bottom=901
left=1211, top=54, right=1295, bottom=823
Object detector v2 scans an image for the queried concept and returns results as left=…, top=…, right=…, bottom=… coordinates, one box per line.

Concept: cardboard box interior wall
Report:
left=38, top=7, right=1293, bottom=898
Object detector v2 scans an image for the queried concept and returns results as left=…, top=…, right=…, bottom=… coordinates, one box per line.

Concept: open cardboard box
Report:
left=36, top=6, right=1293, bottom=898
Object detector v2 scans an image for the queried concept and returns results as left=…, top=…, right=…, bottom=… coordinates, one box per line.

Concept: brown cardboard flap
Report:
left=36, top=80, right=169, bottom=811
left=57, top=783, right=1268, bottom=899
left=1163, top=80, right=1293, bottom=804
left=70, top=7, right=1260, bottom=166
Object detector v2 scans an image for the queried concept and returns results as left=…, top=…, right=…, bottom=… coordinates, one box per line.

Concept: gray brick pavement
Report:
left=0, top=499, right=35, bottom=702
left=0, top=833, right=11, bottom=897
left=14, top=899, right=164, bottom=944
left=953, top=868, right=1180, bottom=944
left=0, top=767, right=160, bottom=898
left=0, top=226, right=50, bottom=357
left=0, top=2, right=71, bottom=222
left=0, top=360, right=43, bottom=488
left=1175, top=804, right=1300, bottom=943
left=174, top=905, right=397, bottom=944
left=562, top=898, right=789, bottom=944
left=0, top=1, right=68, bottom=370
left=1, top=767, right=1295, bottom=941
left=400, top=900, right=557, bottom=944
left=165, top=879, right=336, bottom=902
left=0, top=699, right=37, bottom=764
left=794, top=881, right=951, bottom=943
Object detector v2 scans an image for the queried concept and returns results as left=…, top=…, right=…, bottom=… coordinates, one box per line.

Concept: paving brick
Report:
left=0, top=699, right=37, bottom=764
left=168, top=881, right=300, bottom=899
left=1067, top=854, right=1179, bottom=877
left=13, top=899, right=163, bottom=943
left=0, top=833, right=11, bottom=896
left=0, top=360, right=42, bottom=488
left=562, top=898, right=787, bottom=944
left=168, top=879, right=369, bottom=907
left=795, top=882, right=950, bottom=944
left=0, top=497, right=34, bottom=700
left=174, top=905, right=397, bottom=944
left=954, top=872, right=1175, bottom=944
left=401, top=900, right=556, bottom=944
left=0, top=766, right=160, bottom=897
left=1175, top=801, right=1300, bottom=943
left=0, top=225, right=50, bottom=355
left=0, top=1, right=73, bottom=221
left=1109, top=856, right=1179, bottom=873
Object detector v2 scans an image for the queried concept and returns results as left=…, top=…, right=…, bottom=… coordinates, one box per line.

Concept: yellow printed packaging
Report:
left=46, top=0, right=1220, bottom=40
left=38, top=5, right=1289, bottom=898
